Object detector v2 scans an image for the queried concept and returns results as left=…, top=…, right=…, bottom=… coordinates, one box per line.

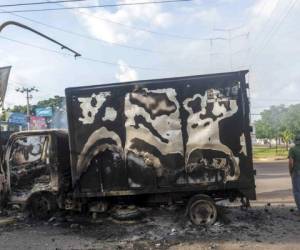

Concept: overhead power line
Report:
left=249, top=1, right=278, bottom=51
left=258, top=0, right=297, bottom=53
left=44, top=0, right=220, bottom=41
left=5, top=11, right=234, bottom=55
left=2, top=9, right=233, bottom=57
left=239, top=1, right=279, bottom=69
left=0, top=35, right=160, bottom=71
left=77, top=11, right=215, bottom=41
left=0, top=0, right=192, bottom=14
left=0, top=0, right=90, bottom=8
left=3, top=11, right=168, bottom=54
left=251, top=0, right=298, bottom=63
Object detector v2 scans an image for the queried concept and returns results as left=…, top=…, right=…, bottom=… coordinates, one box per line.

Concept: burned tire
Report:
left=27, top=192, right=58, bottom=220
left=187, top=194, right=217, bottom=226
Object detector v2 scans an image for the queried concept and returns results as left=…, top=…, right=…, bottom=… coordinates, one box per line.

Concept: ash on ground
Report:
left=0, top=204, right=299, bottom=250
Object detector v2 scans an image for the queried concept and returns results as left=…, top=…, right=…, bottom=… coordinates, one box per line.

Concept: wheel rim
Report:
left=190, top=200, right=217, bottom=226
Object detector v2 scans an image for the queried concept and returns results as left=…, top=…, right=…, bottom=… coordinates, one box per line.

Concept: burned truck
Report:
left=0, top=70, right=255, bottom=225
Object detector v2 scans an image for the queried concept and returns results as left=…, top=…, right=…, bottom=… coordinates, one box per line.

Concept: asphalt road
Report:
left=0, top=160, right=297, bottom=250
left=254, top=160, right=293, bottom=202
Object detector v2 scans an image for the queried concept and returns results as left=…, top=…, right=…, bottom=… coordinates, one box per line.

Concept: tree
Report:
left=7, top=105, right=27, bottom=113
left=4, top=96, right=64, bottom=119
left=282, top=104, right=300, bottom=136
left=36, top=95, right=64, bottom=110
left=255, top=105, right=287, bottom=148
left=255, top=104, right=300, bottom=149
left=281, top=129, right=294, bottom=150
left=255, top=119, right=273, bottom=140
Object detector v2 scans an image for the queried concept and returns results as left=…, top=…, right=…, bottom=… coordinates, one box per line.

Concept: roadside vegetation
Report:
left=254, top=104, right=300, bottom=160
left=253, top=146, right=288, bottom=160
left=255, top=104, right=300, bottom=149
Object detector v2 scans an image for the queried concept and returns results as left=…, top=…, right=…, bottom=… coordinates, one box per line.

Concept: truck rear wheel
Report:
left=187, top=194, right=217, bottom=226
left=27, top=192, right=58, bottom=220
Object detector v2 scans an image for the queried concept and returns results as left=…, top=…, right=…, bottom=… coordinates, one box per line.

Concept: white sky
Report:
left=0, top=0, right=299, bottom=121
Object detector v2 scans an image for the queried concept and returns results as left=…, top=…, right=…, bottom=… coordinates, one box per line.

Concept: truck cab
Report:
left=0, top=129, right=71, bottom=218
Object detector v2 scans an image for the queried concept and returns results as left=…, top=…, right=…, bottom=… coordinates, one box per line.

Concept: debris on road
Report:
left=0, top=204, right=299, bottom=249
left=0, top=217, right=16, bottom=226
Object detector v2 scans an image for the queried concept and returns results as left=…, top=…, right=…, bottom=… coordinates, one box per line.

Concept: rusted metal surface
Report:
left=65, top=70, right=255, bottom=200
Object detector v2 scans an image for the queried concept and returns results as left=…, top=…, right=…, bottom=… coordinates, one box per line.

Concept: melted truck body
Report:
left=65, top=71, right=255, bottom=200
left=1, top=130, right=71, bottom=206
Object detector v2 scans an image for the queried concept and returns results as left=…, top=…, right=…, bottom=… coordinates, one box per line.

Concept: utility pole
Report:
left=16, top=86, right=38, bottom=130
left=208, top=37, right=228, bottom=73
left=228, top=29, right=233, bottom=70
left=214, top=26, right=249, bottom=71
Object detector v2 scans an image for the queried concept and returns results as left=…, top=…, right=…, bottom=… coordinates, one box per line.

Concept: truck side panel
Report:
left=65, top=71, right=255, bottom=199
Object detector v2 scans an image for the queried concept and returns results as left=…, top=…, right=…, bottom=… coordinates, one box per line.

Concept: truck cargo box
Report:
left=65, top=70, right=255, bottom=200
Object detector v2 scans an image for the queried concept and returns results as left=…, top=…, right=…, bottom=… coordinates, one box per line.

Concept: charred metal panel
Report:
left=55, top=131, right=72, bottom=194
left=183, top=85, right=240, bottom=184
left=125, top=87, right=185, bottom=188
left=3, top=130, right=71, bottom=205
left=67, top=87, right=127, bottom=193
left=65, top=71, right=255, bottom=199
left=9, top=135, right=50, bottom=191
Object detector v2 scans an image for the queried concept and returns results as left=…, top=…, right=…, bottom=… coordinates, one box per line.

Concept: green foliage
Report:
left=255, top=105, right=286, bottom=139
left=0, top=111, right=6, bottom=121
left=281, top=129, right=294, bottom=149
left=281, top=129, right=294, bottom=144
left=255, top=119, right=273, bottom=139
left=7, top=105, right=27, bottom=113
left=3, top=96, right=64, bottom=120
left=36, top=95, right=64, bottom=109
left=282, top=104, right=300, bottom=135
left=255, top=104, right=300, bottom=143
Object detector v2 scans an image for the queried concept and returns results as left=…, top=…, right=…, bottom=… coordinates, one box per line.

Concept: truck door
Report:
left=6, top=134, right=52, bottom=197
left=0, top=153, right=8, bottom=206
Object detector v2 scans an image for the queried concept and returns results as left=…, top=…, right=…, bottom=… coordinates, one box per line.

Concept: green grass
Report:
left=253, top=146, right=288, bottom=159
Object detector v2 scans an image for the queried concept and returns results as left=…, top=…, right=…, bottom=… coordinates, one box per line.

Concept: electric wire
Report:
left=2, top=1, right=220, bottom=42
left=69, top=8, right=215, bottom=41
left=0, top=0, right=91, bottom=8
left=250, top=0, right=297, bottom=63
left=3, top=1, right=214, bottom=42
left=4, top=10, right=166, bottom=54
left=249, top=0, right=279, bottom=51
left=0, top=0, right=192, bottom=14
left=0, top=35, right=161, bottom=71
left=256, top=0, right=297, bottom=54
left=1, top=8, right=233, bottom=56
